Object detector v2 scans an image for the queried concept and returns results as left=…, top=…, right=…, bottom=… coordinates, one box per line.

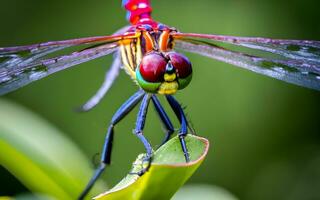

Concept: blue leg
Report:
left=133, top=94, right=153, bottom=176
left=78, top=90, right=145, bottom=200
left=166, top=95, right=190, bottom=162
left=151, top=95, right=175, bottom=146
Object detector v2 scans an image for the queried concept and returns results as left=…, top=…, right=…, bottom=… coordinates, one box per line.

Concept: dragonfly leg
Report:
left=78, top=90, right=145, bottom=200
left=132, top=94, right=153, bottom=176
left=151, top=95, right=175, bottom=146
left=78, top=51, right=122, bottom=112
left=166, top=95, right=190, bottom=162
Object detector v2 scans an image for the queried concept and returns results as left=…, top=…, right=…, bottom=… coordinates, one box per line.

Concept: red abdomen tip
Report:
left=123, top=0, right=153, bottom=25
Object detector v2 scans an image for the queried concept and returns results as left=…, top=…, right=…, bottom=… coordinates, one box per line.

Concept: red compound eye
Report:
left=139, top=53, right=167, bottom=82
left=167, top=52, right=192, bottom=78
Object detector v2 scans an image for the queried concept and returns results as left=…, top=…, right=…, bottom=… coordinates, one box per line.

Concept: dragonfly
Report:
left=1, top=0, right=320, bottom=199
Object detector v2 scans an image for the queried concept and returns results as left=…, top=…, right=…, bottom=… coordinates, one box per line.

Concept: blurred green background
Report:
left=1, top=0, right=320, bottom=199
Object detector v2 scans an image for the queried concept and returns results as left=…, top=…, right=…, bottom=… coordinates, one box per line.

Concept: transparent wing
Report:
left=0, top=32, right=133, bottom=54
left=0, top=42, right=119, bottom=95
left=173, top=33, right=320, bottom=90
left=78, top=50, right=122, bottom=112
left=173, top=33, right=320, bottom=63
left=0, top=31, right=134, bottom=95
left=175, top=40, right=320, bottom=91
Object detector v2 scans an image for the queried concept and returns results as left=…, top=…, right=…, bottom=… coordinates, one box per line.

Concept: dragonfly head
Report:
left=136, top=51, right=192, bottom=94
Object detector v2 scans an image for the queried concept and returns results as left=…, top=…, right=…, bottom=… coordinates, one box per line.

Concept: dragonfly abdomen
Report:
left=122, top=0, right=155, bottom=26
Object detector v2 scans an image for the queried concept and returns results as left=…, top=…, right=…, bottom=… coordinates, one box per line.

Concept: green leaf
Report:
left=94, top=135, right=209, bottom=200
left=173, top=184, right=239, bottom=200
left=0, top=99, right=106, bottom=200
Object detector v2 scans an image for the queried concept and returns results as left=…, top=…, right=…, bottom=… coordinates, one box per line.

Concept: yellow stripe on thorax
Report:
left=119, top=32, right=142, bottom=80
left=120, top=42, right=135, bottom=79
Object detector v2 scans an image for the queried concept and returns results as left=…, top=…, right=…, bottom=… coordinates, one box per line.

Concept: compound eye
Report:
left=139, top=53, right=167, bottom=82
left=167, top=52, right=192, bottom=78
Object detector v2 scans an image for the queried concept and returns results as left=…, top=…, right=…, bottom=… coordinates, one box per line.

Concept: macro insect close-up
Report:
left=1, top=0, right=320, bottom=200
